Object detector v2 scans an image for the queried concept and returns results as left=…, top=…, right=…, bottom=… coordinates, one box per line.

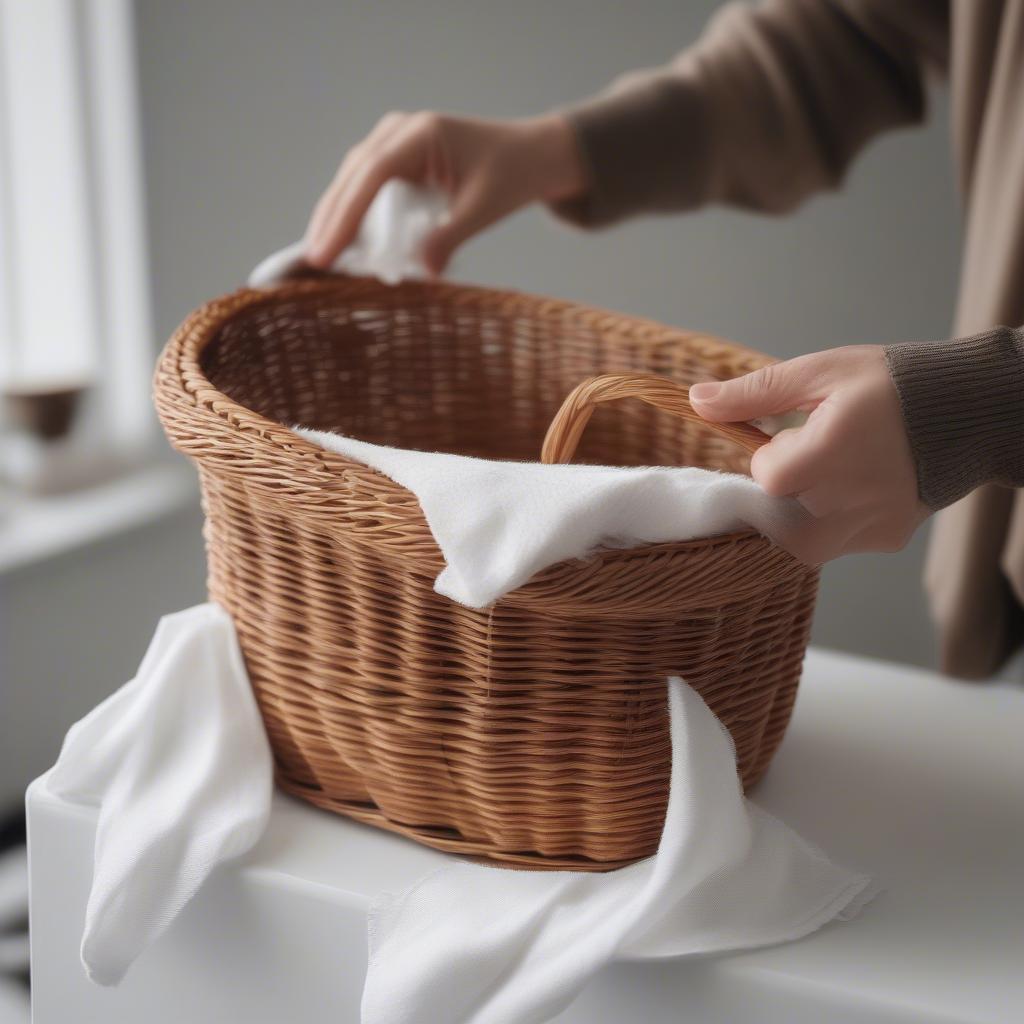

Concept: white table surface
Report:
left=27, top=648, right=1024, bottom=1023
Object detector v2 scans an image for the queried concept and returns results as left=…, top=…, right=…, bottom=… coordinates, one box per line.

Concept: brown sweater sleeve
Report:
left=885, top=327, right=1024, bottom=511
left=552, top=0, right=948, bottom=226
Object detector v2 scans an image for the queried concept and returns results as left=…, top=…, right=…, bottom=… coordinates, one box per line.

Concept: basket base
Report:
left=276, top=762, right=769, bottom=873
left=275, top=775, right=656, bottom=872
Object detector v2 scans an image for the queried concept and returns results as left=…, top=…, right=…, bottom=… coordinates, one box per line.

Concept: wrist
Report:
left=520, top=114, right=587, bottom=204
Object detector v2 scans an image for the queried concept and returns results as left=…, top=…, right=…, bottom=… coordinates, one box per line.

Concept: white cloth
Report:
left=45, top=604, right=871, bottom=1022
left=297, top=428, right=811, bottom=608
left=364, top=678, right=871, bottom=1024
left=43, top=604, right=273, bottom=986
left=248, top=180, right=448, bottom=288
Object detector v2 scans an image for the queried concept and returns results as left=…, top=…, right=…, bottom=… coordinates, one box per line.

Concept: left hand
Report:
left=689, top=345, right=930, bottom=564
left=303, top=112, right=585, bottom=276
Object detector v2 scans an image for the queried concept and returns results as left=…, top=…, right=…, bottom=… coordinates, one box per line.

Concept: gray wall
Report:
left=0, top=0, right=964, bottom=804
left=0, top=506, right=206, bottom=806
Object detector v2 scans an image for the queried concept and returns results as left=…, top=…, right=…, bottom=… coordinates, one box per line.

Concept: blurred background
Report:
left=0, top=1, right=966, bottom=1017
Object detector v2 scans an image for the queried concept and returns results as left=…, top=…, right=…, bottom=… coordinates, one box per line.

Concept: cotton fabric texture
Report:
left=43, top=604, right=272, bottom=986
left=45, top=604, right=870, bottom=1024
left=248, top=180, right=446, bottom=288
left=296, top=427, right=809, bottom=608
left=550, top=0, right=1024, bottom=678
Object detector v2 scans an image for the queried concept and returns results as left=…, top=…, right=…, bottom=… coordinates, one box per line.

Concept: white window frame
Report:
left=0, top=0, right=195, bottom=573
left=0, top=0, right=155, bottom=467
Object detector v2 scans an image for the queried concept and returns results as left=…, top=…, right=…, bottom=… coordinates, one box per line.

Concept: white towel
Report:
left=248, top=180, right=447, bottom=288
left=44, top=602, right=871, bottom=1021
left=297, top=429, right=810, bottom=608
left=43, top=604, right=272, bottom=986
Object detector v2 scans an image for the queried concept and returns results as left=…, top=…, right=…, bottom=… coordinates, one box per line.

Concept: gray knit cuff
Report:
left=885, top=327, right=1024, bottom=510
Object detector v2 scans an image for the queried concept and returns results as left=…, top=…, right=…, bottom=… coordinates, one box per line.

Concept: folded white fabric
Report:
left=364, top=678, right=871, bottom=1024
left=43, top=604, right=273, bottom=986
left=297, top=427, right=811, bottom=608
left=248, top=180, right=447, bottom=288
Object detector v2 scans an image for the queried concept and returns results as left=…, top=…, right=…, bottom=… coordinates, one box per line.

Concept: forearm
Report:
left=552, top=0, right=946, bottom=228
left=885, top=327, right=1024, bottom=510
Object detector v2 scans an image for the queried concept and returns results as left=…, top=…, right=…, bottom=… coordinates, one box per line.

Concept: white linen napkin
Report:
left=43, top=600, right=870, bottom=1021
left=43, top=604, right=272, bottom=986
left=296, top=428, right=811, bottom=608
left=248, top=180, right=447, bottom=288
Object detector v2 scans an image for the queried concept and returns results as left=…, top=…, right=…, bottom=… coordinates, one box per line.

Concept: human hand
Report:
left=303, top=112, right=586, bottom=276
left=689, top=345, right=929, bottom=564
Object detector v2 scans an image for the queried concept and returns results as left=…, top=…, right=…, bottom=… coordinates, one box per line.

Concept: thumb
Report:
left=688, top=356, right=817, bottom=422
left=421, top=172, right=512, bottom=275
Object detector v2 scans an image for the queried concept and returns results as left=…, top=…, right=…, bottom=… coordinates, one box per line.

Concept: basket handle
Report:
left=540, top=372, right=771, bottom=464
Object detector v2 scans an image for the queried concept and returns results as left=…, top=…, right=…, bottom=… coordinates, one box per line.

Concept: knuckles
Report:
left=372, top=110, right=445, bottom=138
left=410, top=110, right=444, bottom=135
left=739, top=364, right=776, bottom=404
left=376, top=110, right=407, bottom=131
left=749, top=452, right=795, bottom=497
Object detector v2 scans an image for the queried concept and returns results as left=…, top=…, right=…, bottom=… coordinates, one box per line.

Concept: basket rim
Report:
left=154, top=274, right=794, bottom=594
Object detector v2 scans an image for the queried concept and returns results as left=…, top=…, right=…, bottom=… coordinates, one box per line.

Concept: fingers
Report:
left=420, top=168, right=509, bottom=275
left=303, top=111, right=548, bottom=275
left=304, top=153, right=363, bottom=262
left=776, top=514, right=859, bottom=566
left=750, top=429, right=813, bottom=497
left=748, top=400, right=840, bottom=497
left=689, top=353, right=825, bottom=423
left=699, top=343, right=926, bottom=565
left=304, top=112, right=422, bottom=268
left=305, top=122, right=392, bottom=263
left=310, top=159, right=395, bottom=265
left=793, top=482, right=844, bottom=519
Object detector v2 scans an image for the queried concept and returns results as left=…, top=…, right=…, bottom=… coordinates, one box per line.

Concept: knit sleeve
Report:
left=550, top=0, right=948, bottom=227
left=885, top=327, right=1024, bottom=511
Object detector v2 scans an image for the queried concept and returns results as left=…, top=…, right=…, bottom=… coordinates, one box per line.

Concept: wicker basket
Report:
left=155, top=275, right=819, bottom=871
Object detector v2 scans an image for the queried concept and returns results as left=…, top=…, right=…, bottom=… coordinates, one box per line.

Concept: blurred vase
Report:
left=4, top=386, right=84, bottom=441
left=1, top=382, right=93, bottom=495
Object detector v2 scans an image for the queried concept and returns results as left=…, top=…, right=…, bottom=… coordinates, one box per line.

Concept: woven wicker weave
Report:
left=155, top=275, right=819, bottom=871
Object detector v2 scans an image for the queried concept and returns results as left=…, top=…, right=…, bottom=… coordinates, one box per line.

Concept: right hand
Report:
left=303, top=112, right=586, bottom=276
left=689, top=345, right=929, bottom=564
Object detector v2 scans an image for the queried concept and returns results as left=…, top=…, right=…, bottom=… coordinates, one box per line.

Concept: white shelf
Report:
left=26, top=649, right=1024, bottom=1022
left=0, top=461, right=197, bottom=574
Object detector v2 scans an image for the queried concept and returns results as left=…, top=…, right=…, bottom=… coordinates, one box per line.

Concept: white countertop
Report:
left=28, top=647, right=1024, bottom=1023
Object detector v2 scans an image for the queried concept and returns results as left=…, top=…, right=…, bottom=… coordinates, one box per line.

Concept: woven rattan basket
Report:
left=155, top=275, right=819, bottom=871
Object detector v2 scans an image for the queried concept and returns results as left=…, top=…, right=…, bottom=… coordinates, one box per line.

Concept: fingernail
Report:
left=689, top=381, right=721, bottom=402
